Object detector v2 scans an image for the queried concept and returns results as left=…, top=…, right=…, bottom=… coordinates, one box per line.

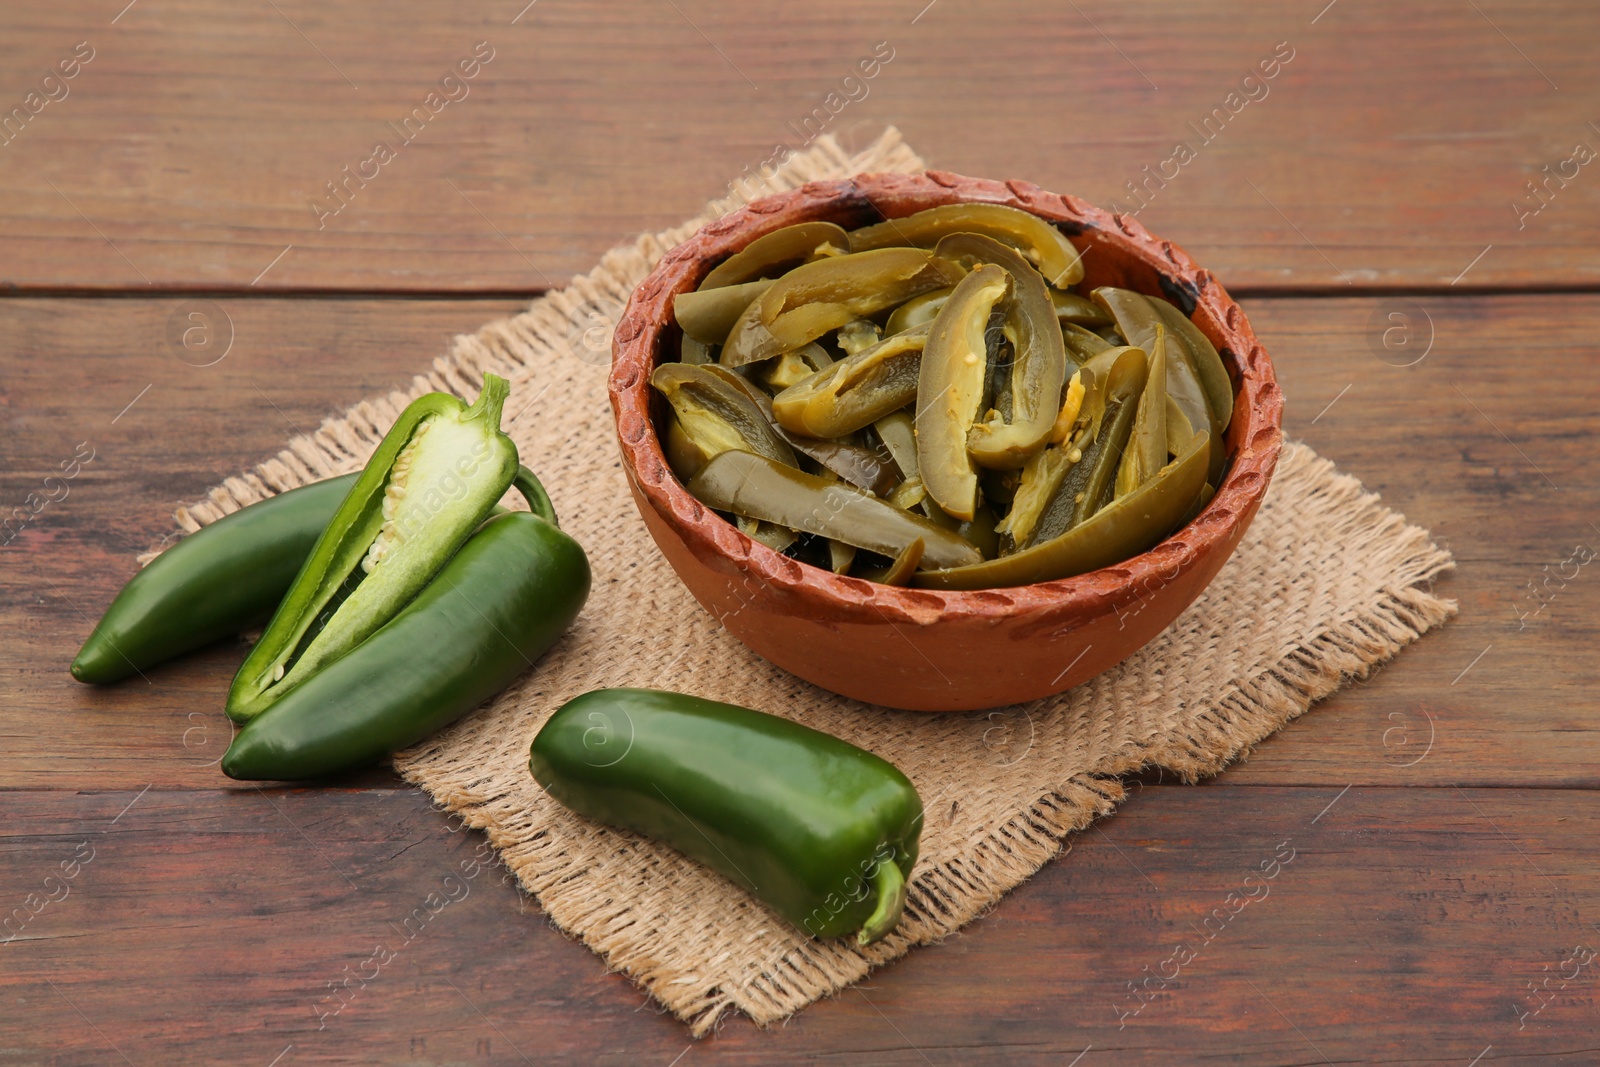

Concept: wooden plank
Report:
left=1, top=784, right=1593, bottom=1063
left=0, top=0, right=1596, bottom=291
left=0, top=297, right=527, bottom=791
left=4, top=293, right=1592, bottom=790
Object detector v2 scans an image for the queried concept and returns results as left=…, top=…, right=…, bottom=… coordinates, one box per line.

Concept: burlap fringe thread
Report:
left=159, top=129, right=1456, bottom=1036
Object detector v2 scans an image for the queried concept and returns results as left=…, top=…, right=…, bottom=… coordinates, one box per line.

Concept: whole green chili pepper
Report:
left=70, top=474, right=357, bottom=684
left=529, top=688, right=923, bottom=944
left=848, top=202, right=1084, bottom=286
left=223, top=502, right=590, bottom=781
left=687, top=450, right=982, bottom=569
left=227, top=375, right=521, bottom=723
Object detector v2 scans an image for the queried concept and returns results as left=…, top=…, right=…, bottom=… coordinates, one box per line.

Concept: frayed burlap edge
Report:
left=149, top=130, right=1456, bottom=1036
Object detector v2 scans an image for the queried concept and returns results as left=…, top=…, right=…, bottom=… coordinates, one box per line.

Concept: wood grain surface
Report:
left=5, top=0, right=1600, bottom=1061
left=1, top=0, right=1597, bottom=291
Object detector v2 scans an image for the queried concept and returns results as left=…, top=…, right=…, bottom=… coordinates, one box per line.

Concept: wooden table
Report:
left=4, top=2, right=1597, bottom=1062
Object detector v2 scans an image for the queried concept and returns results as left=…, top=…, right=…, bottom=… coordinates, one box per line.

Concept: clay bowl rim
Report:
left=609, top=170, right=1284, bottom=628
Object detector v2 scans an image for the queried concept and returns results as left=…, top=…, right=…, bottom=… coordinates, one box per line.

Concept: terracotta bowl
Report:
left=609, top=171, right=1283, bottom=711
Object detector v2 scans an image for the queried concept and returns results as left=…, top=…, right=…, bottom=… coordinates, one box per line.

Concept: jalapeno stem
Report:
left=514, top=465, right=559, bottom=527
left=858, top=854, right=907, bottom=946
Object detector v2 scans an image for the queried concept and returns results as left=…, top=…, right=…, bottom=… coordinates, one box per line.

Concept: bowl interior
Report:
left=612, top=172, right=1284, bottom=622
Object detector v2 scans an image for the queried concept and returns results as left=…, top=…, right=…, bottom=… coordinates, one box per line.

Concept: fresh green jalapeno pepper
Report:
left=934, top=233, right=1068, bottom=470
left=848, top=202, right=1084, bottom=286
left=687, top=450, right=982, bottom=569
left=227, top=375, right=521, bottom=723
left=915, top=427, right=1208, bottom=590
left=70, top=474, right=358, bottom=684
left=771, top=323, right=930, bottom=439
left=529, top=687, right=923, bottom=944
left=698, top=221, right=850, bottom=291
left=674, top=279, right=775, bottom=345
left=720, top=248, right=964, bottom=367
left=223, top=503, right=590, bottom=781
left=916, top=264, right=1011, bottom=520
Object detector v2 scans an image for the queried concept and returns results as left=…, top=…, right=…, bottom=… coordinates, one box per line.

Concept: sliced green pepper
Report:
left=674, top=278, right=775, bottom=345
left=680, top=333, right=715, bottom=365
left=70, top=474, right=358, bottom=684
left=1051, top=288, right=1113, bottom=327
left=651, top=363, right=798, bottom=473
left=224, top=506, right=590, bottom=780
left=836, top=318, right=882, bottom=356
left=721, top=248, right=963, bottom=367
left=1095, top=287, right=1224, bottom=486
left=698, top=221, right=850, bottom=291
left=1062, top=321, right=1114, bottom=364
left=1035, top=346, right=1148, bottom=543
left=873, top=410, right=919, bottom=481
left=687, top=450, right=982, bottom=570
left=530, top=688, right=923, bottom=944
left=859, top=538, right=925, bottom=585
left=665, top=363, right=895, bottom=498
left=848, top=202, right=1084, bottom=286
left=915, top=264, right=1010, bottom=520
left=1149, top=296, right=1234, bottom=439
left=771, top=324, right=930, bottom=439
left=934, top=233, right=1068, bottom=470
left=884, top=286, right=954, bottom=336
left=758, top=342, right=832, bottom=392
left=227, top=376, right=520, bottom=723
left=915, top=428, right=1208, bottom=590
left=1114, top=325, right=1168, bottom=498
left=789, top=437, right=899, bottom=498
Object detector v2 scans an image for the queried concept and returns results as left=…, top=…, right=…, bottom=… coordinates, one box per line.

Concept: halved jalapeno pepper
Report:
left=227, top=375, right=522, bottom=723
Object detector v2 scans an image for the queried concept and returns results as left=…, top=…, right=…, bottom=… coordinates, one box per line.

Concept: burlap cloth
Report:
left=167, top=129, right=1456, bottom=1035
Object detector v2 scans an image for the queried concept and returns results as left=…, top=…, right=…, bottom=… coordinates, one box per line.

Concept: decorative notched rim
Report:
left=609, top=171, right=1284, bottom=627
